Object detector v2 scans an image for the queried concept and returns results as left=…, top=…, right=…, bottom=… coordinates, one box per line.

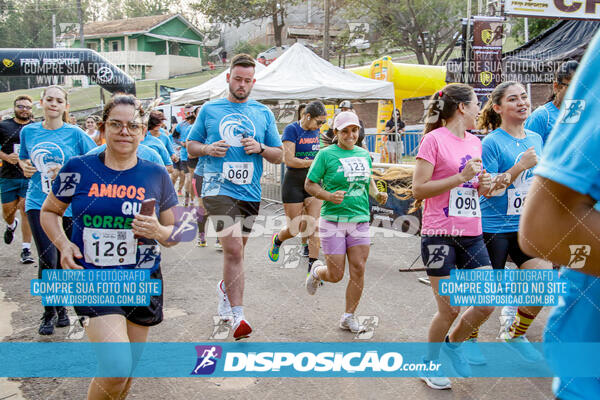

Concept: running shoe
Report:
left=197, top=237, right=207, bottom=247
left=441, top=338, right=472, bottom=377
left=305, top=262, right=323, bottom=295
left=20, top=248, right=34, bottom=264
left=463, top=338, right=487, bottom=365
left=500, top=305, right=518, bottom=327
left=267, top=233, right=280, bottom=262
left=339, top=314, right=366, bottom=333
left=215, top=240, right=223, bottom=251
left=55, top=307, right=70, bottom=327
left=499, top=331, right=543, bottom=362
left=216, top=280, right=233, bottom=322
left=420, top=376, right=451, bottom=390
left=39, top=311, right=57, bottom=335
left=4, top=218, right=18, bottom=244
left=232, top=316, right=252, bottom=340
left=302, top=244, right=309, bottom=257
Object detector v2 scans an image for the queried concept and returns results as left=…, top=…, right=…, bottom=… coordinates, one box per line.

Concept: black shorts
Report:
left=193, top=174, right=203, bottom=198
left=176, top=160, right=188, bottom=171
left=74, top=268, right=164, bottom=327
left=483, top=231, right=533, bottom=269
left=421, top=235, right=491, bottom=277
left=187, top=157, right=199, bottom=170
left=203, top=195, right=260, bottom=234
left=282, top=168, right=312, bottom=203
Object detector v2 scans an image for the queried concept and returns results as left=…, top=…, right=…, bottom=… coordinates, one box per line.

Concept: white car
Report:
left=257, top=46, right=290, bottom=65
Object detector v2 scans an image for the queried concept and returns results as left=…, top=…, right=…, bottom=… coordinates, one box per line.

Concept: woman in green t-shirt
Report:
left=304, top=111, right=387, bottom=333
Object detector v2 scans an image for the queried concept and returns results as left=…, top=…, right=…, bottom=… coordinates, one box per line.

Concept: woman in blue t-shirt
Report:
left=18, top=85, right=96, bottom=336
left=40, top=94, right=178, bottom=400
left=267, top=101, right=326, bottom=273
left=476, top=81, right=552, bottom=362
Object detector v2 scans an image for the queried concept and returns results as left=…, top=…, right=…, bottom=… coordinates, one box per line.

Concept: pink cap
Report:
left=333, top=111, right=360, bottom=131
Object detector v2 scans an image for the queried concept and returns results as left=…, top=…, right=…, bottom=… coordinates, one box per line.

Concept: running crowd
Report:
left=0, top=33, right=598, bottom=400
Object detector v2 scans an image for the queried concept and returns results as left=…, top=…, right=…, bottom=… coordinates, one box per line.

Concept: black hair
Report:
left=548, top=60, right=579, bottom=102
left=305, top=101, right=327, bottom=119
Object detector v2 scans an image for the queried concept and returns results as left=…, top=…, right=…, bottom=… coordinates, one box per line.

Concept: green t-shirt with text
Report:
left=307, top=144, right=372, bottom=222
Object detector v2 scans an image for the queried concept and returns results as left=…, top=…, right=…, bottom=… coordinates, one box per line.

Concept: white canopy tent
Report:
left=170, top=43, right=395, bottom=104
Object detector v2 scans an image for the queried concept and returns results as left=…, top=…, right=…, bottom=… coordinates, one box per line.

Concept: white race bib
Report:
left=507, top=189, right=527, bottom=215
left=339, top=157, right=369, bottom=178
left=449, top=187, right=481, bottom=218
left=40, top=173, right=52, bottom=195
left=13, top=144, right=20, bottom=154
left=222, top=162, right=253, bottom=185
left=83, top=228, right=136, bottom=267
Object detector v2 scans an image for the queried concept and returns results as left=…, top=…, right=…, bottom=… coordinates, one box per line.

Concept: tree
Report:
left=192, top=0, right=298, bottom=47
left=511, top=17, right=557, bottom=45
left=346, top=0, right=467, bottom=65
left=106, top=0, right=171, bottom=20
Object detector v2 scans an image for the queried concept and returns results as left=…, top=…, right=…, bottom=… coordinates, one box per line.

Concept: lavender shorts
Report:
left=319, top=219, right=370, bottom=255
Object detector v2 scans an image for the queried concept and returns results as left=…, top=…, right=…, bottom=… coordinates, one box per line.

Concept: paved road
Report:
left=0, top=204, right=553, bottom=399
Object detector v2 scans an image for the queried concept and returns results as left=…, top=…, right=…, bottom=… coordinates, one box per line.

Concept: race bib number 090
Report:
left=223, top=162, right=253, bottom=185
left=339, top=157, right=369, bottom=178
left=449, top=187, right=481, bottom=218
left=83, top=228, right=136, bottom=267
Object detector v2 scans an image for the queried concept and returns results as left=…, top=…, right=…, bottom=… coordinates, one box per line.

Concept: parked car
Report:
left=257, top=45, right=290, bottom=65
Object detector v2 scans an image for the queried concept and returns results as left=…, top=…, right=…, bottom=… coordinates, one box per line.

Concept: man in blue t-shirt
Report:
left=519, top=32, right=600, bottom=400
left=188, top=53, right=283, bottom=340
left=524, top=60, right=579, bottom=144
left=140, top=128, right=173, bottom=173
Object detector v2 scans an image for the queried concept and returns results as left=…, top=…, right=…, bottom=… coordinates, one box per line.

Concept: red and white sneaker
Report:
left=232, top=317, right=252, bottom=340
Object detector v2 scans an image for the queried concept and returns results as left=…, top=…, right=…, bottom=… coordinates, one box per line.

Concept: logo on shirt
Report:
left=560, top=100, right=585, bottom=124
left=191, top=345, right=222, bottom=375
left=56, top=172, right=81, bottom=197
left=30, top=142, right=65, bottom=173
left=219, top=113, right=256, bottom=147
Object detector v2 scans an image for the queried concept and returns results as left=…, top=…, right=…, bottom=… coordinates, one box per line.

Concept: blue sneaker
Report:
left=268, top=233, right=280, bottom=262
left=463, top=338, right=487, bottom=365
left=441, top=338, right=473, bottom=377
left=499, top=331, right=543, bottom=362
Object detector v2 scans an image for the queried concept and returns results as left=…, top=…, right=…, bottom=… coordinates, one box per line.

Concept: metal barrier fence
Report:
left=260, top=159, right=284, bottom=204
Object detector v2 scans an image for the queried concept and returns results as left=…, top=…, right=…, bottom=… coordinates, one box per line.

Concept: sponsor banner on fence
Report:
left=505, top=0, right=600, bottom=20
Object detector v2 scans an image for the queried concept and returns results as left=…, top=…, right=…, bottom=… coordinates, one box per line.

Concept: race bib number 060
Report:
left=83, top=228, right=136, bottom=267
left=449, top=187, right=481, bottom=218
left=339, top=157, right=369, bottom=178
left=223, top=162, right=254, bottom=185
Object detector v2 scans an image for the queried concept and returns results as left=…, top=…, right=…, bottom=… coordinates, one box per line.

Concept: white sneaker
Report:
left=305, top=262, right=323, bottom=295
left=216, top=280, right=233, bottom=322
left=215, top=241, right=223, bottom=251
left=232, top=316, right=252, bottom=340
left=499, top=330, right=543, bottom=362
left=339, top=314, right=366, bottom=333
left=420, top=376, right=451, bottom=390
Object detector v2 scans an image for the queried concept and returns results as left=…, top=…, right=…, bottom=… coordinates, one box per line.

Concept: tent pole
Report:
left=392, top=97, right=399, bottom=163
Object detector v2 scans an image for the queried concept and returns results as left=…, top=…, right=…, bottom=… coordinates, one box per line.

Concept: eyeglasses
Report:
left=15, top=105, right=32, bottom=110
left=315, top=119, right=325, bottom=126
left=105, top=120, right=143, bottom=135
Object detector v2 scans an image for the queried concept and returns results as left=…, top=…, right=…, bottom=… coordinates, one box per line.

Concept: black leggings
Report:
left=27, top=209, right=73, bottom=314
left=483, top=231, right=533, bottom=270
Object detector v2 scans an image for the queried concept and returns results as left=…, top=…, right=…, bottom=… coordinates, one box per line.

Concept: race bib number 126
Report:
left=83, top=228, right=136, bottom=267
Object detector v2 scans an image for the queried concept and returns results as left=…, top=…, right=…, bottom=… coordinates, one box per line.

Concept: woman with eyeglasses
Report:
left=18, top=85, right=96, bottom=336
left=40, top=94, right=178, bottom=400
left=268, top=101, right=326, bottom=274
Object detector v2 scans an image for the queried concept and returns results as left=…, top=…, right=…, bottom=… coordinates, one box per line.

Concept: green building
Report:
left=68, top=14, right=205, bottom=80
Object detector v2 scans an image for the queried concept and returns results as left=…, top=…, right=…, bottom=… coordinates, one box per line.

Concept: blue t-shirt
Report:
left=535, top=31, right=600, bottom=400
left=175, top=122, right=190, bottom=161
left=281, top=121, right=320, bottom=170
left=51, top=154, right=178, bottom=271
left=87, top=144, right=164, bottom=166
left=524, top=101, right=559, bottom=144
left=156, top=131, right=175, bottom=157
left=480, top=128, right=543, bottom=233
left=19, top=122, right=96, bottom=213
left=187, top=98, right=282, bottom=202
left=141, top=134, right=172, bottom=166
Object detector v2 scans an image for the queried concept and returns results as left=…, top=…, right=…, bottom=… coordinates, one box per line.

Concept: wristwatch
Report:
left=258, top=143, right=266, bottom=154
